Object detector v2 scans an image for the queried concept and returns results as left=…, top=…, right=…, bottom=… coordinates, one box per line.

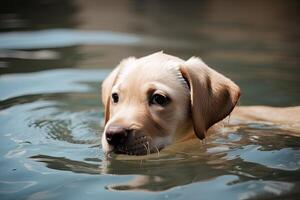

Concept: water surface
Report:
left=0, top=1, right=300, bottom=200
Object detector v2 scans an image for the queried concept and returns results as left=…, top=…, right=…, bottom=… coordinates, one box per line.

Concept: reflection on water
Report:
left=0, top=69, right=109, bottom=100
left=0, top=29, right=142, bottom=49
left=1, top=0, right=300, bottom=200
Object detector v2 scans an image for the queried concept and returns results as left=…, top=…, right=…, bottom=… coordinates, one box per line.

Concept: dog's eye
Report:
left=150, top=94, right=169, bottom=106
left=112, top=93, right=119, bottom=103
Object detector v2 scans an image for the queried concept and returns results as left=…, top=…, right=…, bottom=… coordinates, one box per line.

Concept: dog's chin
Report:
left=113, top=144, right=162, bottom=156
left=113, top=136, right=163, bottom=156
left=102, top=133, right=170, bottom=156
left=103, top=142, right=164, bottom=156
left=114, top=148, right=149, bottom=156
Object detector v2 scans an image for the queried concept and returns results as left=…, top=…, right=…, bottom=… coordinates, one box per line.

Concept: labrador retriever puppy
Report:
left=101, top=51, right=240, bottom=155
left=101, top=52, right=299, bottom=155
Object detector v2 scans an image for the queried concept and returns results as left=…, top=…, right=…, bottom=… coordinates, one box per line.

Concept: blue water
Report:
left=1, top=1, right=300, bottom=199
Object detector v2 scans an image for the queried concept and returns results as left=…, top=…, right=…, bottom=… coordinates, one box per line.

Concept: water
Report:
left=0, top=1, right=300, bottom=199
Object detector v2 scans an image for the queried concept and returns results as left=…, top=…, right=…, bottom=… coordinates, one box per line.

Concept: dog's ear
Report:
left=180, top=57, right=240, bottom=139
left=101, top=57, right=136, bottom=124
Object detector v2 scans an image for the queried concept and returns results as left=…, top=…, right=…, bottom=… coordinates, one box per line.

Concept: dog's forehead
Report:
left=116, top=52, right=186, bottom=87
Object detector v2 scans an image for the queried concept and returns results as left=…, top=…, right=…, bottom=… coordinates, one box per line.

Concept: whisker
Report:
left=146, top=141, right=150, bottom=155
left=143, top=143, right=148, bottom=155
left=153, top=144, right=160, bottom=157
left=147, top=136, right=160, bottom=157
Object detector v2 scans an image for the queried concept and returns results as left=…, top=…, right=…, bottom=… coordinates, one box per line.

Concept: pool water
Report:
left=0, top=1, right=300, bottom=200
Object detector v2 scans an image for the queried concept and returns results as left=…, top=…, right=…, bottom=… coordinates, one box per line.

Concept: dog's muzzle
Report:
left=105, top=125, right=154, bottom=155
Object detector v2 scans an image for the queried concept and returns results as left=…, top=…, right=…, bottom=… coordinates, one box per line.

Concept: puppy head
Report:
left=101, top=52, right=240, bottom=155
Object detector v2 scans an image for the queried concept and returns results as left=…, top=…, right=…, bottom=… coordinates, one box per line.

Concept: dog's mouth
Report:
left=113, top=135, right=162, bottom=156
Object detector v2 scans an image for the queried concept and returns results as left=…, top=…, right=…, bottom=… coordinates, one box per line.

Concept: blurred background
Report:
left=1, top=1, right=300, bottom=199
left=1, top=0, right=300, bottom=105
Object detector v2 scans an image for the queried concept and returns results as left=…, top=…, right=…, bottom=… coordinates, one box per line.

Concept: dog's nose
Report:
left=105, top=126, right=131, bottom=146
